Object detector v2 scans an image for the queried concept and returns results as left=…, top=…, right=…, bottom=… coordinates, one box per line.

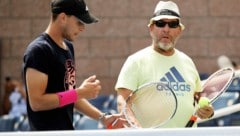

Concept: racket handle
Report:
left=107, top=119, right=118, bottom=129
left=185, top=116, right=197, bottom=127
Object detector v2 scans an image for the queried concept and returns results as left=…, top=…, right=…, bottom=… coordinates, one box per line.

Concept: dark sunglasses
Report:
left=154, top=20, right=180, bottom=28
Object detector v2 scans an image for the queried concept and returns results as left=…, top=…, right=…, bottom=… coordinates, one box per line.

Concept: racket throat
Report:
left=189, top=115, right=197, bottom=122
left=185, top=115, right=197, bottom=127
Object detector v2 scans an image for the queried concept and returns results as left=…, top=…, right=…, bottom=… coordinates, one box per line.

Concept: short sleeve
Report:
left=115, top=56, right=140, bottom=92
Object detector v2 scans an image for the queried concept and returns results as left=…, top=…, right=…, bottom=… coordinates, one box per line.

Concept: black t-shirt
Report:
left=23, top=33, right=76, bottom=130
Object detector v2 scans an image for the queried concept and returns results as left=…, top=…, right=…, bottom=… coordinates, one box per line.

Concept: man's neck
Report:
left=45, top=24, right=67, bottom=50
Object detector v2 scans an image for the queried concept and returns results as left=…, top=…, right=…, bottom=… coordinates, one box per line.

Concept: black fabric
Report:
left=23, top=33, right=76, bottom=130
left=51, top=0, right=98, bottom=24
left=154, top=9, right=180, bottom=18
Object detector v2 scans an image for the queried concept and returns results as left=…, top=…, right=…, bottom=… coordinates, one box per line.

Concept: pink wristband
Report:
left=57, top=89, right=78, bottom=107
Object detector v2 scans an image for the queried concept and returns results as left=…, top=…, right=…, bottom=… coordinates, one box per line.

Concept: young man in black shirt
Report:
left=23, top=0, right=126, bottom=130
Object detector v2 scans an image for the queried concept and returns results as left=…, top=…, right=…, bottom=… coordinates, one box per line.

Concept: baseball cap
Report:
left=149, top=1, right=185, bottom=30
left=51, top=0, right=98, bottom=24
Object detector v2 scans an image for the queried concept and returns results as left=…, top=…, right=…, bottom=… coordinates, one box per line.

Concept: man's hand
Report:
left=76, top=75, right=101, bottom=100
left=101, top=113, right=128, bottom=129
left=197, top=105, right=214, bottom=119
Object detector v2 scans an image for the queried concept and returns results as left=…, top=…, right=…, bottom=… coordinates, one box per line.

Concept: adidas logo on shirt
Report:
left=160, top=67, right=191, bottom=92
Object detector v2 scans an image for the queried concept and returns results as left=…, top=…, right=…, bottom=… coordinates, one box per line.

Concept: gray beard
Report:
left=157, top=42, right=174, bottom=51
left=154, top=36, right=180, bottom=51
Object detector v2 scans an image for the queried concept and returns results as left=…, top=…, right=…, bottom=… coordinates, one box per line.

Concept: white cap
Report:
left=149, top=1, right=185, bottom=30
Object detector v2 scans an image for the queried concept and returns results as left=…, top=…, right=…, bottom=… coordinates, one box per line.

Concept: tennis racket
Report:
left=185, top=67, right=235, bottom=127
left=121, top=82, right=178, bottom=128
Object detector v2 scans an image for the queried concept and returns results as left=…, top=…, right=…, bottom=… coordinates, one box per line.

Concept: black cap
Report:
left=51, top=0, right=98, bottom=24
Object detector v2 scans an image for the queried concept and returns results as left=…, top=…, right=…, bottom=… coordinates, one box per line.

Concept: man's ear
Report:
left=58, top=13, right=68, bottom=23
left=177, top=27, right=182, bottom=35
left=149, top=23, right=154, bottom=31
left=148, top=24, right=155, bottom=38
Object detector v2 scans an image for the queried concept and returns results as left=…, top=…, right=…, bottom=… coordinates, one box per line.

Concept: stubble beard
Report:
left=62, top=26, right=74, bottom=42
left=63, top=32, right=73, bottom=42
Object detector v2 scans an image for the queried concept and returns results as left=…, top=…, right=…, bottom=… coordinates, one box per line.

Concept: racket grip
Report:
left=107, top=119, right=118, bottom=129
left=185, top=116, right=197, bottom=127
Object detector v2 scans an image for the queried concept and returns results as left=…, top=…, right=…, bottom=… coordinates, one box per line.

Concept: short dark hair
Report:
left=51, top=13, right=59, bottom=21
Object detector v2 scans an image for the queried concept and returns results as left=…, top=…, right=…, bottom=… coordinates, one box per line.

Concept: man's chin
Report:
left=158, top=45, right=173, bottom=51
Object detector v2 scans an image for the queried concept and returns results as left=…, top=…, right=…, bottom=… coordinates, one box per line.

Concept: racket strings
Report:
left=201, top=69, right=234, bottom=102
left=125, top=83, right=177, bottom=128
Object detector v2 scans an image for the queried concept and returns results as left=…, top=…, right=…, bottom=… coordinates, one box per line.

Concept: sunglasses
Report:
left=154, top=20, right=180, bottom=28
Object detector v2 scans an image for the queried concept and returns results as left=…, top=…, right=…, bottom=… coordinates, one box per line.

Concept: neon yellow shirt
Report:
left=115, top=46, right=202, bottom=128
